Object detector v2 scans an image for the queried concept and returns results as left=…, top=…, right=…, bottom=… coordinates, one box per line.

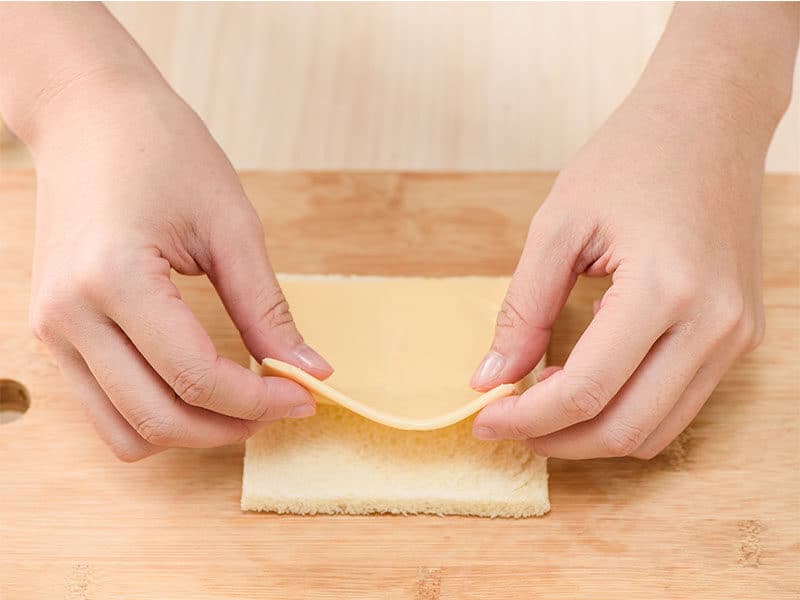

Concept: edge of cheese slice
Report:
left=261, top=357, right=517, bottom=431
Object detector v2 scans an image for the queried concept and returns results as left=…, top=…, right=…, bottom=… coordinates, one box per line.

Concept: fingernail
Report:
left=473, top=425, right=499, bottom=440
left=287, top=403, right=316, bottom=419
left=471, top=350, right=506, bottom=388
left=293, top=343, right=333, bottom=375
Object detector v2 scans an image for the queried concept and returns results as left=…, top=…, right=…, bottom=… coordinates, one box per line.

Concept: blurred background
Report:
left=1, top=2, right=797, bottom=172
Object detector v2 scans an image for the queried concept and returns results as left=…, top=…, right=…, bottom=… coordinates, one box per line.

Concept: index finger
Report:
left=474, top=282, right=673, bottom=440
left=102, top=259, right=315, bottom=421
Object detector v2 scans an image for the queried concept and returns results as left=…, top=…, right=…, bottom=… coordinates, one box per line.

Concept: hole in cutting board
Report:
left=0, top=379, right=30, bottom=424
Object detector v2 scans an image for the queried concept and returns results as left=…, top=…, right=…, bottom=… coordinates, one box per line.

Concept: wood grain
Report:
left=1, top=171, right=798, bottom=598
left=1, top=3, right=798, bottom=172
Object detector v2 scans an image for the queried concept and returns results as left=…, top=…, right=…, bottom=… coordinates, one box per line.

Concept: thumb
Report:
left=471, top=211, right=584, bottom=391
left=202, top=208, right=333, bottom=380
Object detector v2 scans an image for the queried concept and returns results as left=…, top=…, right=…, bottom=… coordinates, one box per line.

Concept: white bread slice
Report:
left=242, top=406, right=549, bottom=518
left=241, top=274, right=549, bottom=518
left=242, top=360, right=549, bottom=518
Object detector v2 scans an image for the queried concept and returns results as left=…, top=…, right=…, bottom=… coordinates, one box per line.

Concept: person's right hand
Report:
left=27, top=74, right=332, bottom=461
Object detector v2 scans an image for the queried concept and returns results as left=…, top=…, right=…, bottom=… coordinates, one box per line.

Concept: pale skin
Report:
left=0, top=4, right=797, bottom=462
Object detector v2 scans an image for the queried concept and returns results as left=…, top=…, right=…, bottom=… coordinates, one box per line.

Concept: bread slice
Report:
left=242, top=360, right=549, bottom=518
left=241, top=274, right=549, bottom=518
left=242, top=404, right=548, bottom=518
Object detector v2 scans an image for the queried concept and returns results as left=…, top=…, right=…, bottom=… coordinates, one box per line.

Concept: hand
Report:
left=470, top=79, right=773, bottom=459
left=28, top=75, right=332, bottom=461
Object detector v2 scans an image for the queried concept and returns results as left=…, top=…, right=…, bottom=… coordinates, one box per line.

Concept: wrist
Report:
left=624, top=61, right=787, bottom=163
left=628, top=4, right=798, bottom=154
left=0, top=3, right=176, bottom=154
left=640, top=58, right=788, bottom=132
left=16, top=66, right=174, bottom=157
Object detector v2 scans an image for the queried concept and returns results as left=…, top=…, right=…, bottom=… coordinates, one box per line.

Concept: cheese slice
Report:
left=262, top=357, right=515, bottom=430
left=242, top=275, right=549, bottom=518
left=272, top=275, right=516, bottom=429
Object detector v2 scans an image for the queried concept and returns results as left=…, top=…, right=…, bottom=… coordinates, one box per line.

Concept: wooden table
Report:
left=1, top=171, right=798, bottom=598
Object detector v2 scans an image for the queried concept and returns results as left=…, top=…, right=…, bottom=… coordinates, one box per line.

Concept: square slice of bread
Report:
left=242, top=403, right=549, bottom=518
left=241, top=275, right=549, bottom=518
left=242, top=361, right=549, bottom=518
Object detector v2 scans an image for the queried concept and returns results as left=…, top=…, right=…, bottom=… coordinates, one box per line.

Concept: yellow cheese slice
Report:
left=266, top=275, right=521, bottom=430
left=261, top=357, right=515, bottom=430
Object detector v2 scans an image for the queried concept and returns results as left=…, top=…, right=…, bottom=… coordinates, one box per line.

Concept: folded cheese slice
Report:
left=271, top=275, right=517, bottom=430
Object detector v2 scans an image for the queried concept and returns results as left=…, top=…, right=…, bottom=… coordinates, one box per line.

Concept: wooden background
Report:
left=1, top=2, right=798, bottom=172
left=1, top=171, right=798, bottom=598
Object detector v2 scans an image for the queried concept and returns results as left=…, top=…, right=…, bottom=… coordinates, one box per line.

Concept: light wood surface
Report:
left=1, top=2, right=798, bottom=172
left=1, top=171, right=798, bottom=598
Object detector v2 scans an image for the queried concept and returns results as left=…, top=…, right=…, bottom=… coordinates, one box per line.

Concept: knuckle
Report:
left=714, top=292, right=746, bottom=336
left=253, top=286, right=295, bottom=332
left=75, top=243, right=140, bottom=305
left=655, top=269, right=697, bottom=315
left=29, top=303, right=57, bottom=343
left=96, top=368, right=128, bottom=401
left=500, top=396, right=536, bottom=438
left=562, top=374, right=606, bottom=422
left=496, top=289, right=532, bottom=331
left=705, top=292, right=752, bottom=351
left=735, top=316, right=757, bottom=352
left=29, top=289, right=74, bottom=343
left=224, top=201, right=263, bottom=236
left=133, top=413, right=179, bottom=446
left=249, top=395, right=282, bottom=422
left=601, top=421, right=647, bottom=457
left=506, top=419, right=536, bottom=440
left=171, top=360, right=218, bottom=409
left=483, top=397, right=536, bottom=439
left=73, top=253, right=114, bottom=300
left=240, top=392, right=274, bottom=421
left=72, top=268, right=98, bottom=300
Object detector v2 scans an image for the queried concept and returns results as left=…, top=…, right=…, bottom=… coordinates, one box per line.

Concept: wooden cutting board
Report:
left=1, top=171, right=797, bottom=599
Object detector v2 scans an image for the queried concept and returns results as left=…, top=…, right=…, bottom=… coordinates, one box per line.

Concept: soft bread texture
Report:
left=242, top=403, right=549, bottom=518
